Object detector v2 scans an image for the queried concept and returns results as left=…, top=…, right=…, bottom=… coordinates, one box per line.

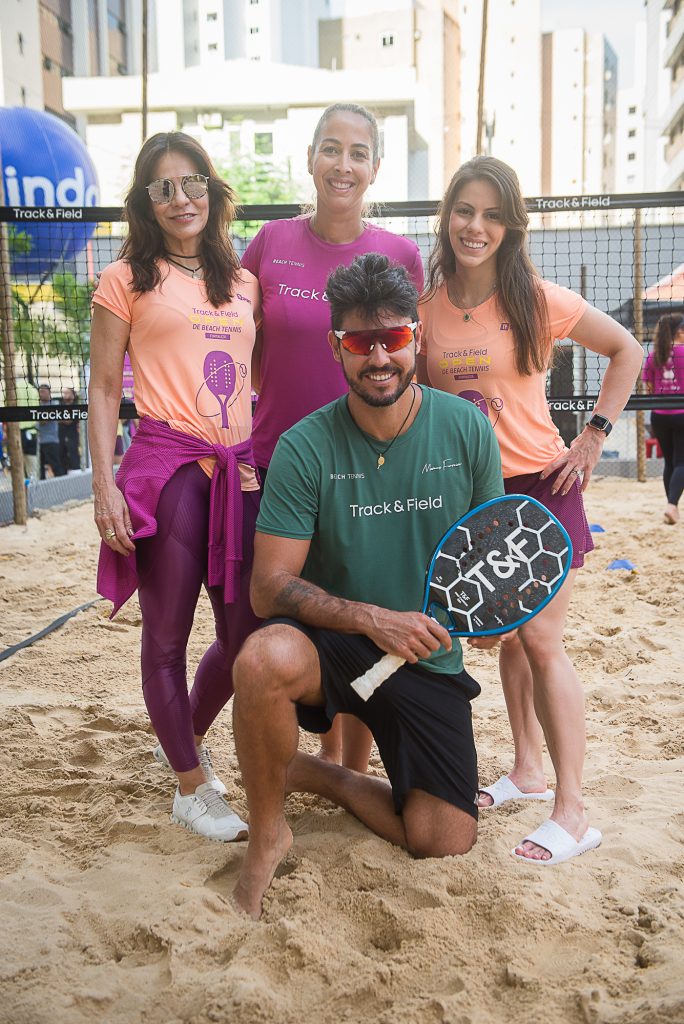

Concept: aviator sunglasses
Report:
left=333, top=322, right=418, bottom=356
left=146, top=174, right=209, bottom=204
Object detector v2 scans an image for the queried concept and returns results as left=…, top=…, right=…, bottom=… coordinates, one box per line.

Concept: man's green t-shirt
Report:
left=257, top=386, right=504, bottom=674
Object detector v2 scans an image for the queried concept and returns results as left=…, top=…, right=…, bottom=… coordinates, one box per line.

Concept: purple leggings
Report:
left=136, top=461, right=260, bottom=773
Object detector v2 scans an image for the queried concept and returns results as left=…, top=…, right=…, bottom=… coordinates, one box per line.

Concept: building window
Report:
left=21, top=86, right=26, bottom=105
left=249, top=26, right=259, bottom=34
left=628, top=128, right=636, bottom=137
left=208, top=43, right=218, bottom=50
left=18, top=32, right=24, bottom=55
left=250, top=0, right=259, bottom=4
left=628, top=105, right=636, bottom=114
left=381, top=33, right=394, bottom=47
left=254, top=131, right=273, bottom=156
left=207, top=11, right=218, bottom=20
left=627, top=153, right=636, bottom=161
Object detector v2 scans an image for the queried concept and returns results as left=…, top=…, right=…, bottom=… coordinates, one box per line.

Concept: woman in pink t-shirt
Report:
left=642, top=313, right=684, bottom=524
left=243, top=103, right=424, bottom=771
left=419, top=157, right=642, bottom=866
left=89, top=132, right=261, bottom=844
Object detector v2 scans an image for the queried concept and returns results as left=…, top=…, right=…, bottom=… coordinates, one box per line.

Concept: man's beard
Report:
left=342, top=358, right=416, bottom=408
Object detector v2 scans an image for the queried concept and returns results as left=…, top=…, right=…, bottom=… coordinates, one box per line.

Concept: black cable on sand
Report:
left=0, top=598, right=104, bottom=663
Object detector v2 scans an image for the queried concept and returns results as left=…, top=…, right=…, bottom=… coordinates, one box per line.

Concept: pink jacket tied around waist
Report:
left=97, top=416, right=256, bottom=616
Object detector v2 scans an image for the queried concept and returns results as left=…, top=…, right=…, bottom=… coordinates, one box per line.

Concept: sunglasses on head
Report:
left=333, top=322, right=418, bottom=356
left=146, top=174, right=209, bottom=204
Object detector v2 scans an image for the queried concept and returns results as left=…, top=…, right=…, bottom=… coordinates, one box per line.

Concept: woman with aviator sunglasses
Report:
left=242, top=102, right=424, bottom=769
left=89, top=132, right=261, bottom=843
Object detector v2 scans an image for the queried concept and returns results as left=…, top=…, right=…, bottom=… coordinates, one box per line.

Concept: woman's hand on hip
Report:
left=540, top=427, right=605, bottom=495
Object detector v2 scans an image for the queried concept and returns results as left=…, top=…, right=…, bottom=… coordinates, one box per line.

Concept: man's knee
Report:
left=402, top=795, right=477, bottom=858
left=233, top=625, right=318, bottom=702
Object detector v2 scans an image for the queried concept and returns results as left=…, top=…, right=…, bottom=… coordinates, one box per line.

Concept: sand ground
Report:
left=0, top=476, right=683, bottom=1024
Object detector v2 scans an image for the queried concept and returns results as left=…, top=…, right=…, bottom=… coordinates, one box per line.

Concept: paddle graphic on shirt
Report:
left=196, top=351, right=247, bottom=428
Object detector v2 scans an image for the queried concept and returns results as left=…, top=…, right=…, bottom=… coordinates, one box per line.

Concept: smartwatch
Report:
left=587, top=413, right=612, bottom=437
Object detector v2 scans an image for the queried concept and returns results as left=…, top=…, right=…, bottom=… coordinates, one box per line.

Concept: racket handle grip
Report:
left=350, top=654, right=406, bottom=702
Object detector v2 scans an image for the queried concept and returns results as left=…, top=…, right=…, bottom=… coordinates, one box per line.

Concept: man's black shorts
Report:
left=265, top=619, right=481, bottom=821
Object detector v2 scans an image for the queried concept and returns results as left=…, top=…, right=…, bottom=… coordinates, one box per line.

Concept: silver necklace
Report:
left=449, top=281, right=498, bottom=322
left=346, top=384, right=417, bottom=469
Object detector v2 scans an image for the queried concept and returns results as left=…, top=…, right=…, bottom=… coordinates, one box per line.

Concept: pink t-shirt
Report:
left=642, top=345, right=684, bottom=415
left=92, top=259, right=261, bottom=489
left=420, top=279, right=586, bottom=477
left=241, top=215, right=424, bottom=467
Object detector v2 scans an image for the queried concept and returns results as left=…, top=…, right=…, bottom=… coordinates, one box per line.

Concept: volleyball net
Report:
left=1, top=192, right=683, bottom=450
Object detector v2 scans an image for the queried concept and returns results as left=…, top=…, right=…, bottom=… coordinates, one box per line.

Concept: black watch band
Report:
left=588, top=414, right=612, bottom=437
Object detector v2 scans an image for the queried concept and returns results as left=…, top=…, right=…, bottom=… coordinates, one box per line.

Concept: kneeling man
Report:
left=232, top=253, right=505, bottom=919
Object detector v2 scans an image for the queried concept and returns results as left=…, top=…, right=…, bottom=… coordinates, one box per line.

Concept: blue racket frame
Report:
left=421, top=493, right=573, bottom=638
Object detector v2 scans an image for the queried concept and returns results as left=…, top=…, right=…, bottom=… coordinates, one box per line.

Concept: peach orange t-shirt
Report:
left=420, top=279, right=586, bottom=477
left=93, top=259, right=260, bottom=489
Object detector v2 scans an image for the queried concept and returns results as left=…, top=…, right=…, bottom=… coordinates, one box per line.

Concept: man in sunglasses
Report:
left=231, top=253, right=505, bottom=920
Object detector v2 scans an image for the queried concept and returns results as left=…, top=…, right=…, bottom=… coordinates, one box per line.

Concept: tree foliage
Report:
left=217, top=156, right=303, bottom=238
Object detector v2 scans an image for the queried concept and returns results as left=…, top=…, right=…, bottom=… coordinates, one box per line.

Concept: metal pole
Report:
left=476, top=0, right=489, bottom=155
left=141, top=0, right=148, bottom=144
left=633, top=208, right=646, bottom=483
left=0, top=146, right=28, bottom=525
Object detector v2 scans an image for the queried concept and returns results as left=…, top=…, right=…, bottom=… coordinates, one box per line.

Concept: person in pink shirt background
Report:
left=89, top=132, right=261, bottom=844
left=642, top=313, right=684, bottom=525
left=418, top=156, right=642, bottom=866
left=242, top=102, right=424, bottom=770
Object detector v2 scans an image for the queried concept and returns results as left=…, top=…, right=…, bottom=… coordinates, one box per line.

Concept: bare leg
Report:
left=287, top=753, right=476, bottom=857
left=342, top=716, right=374, bottom=773
left=231, top=625, right=323, bottom=919
left=317, top=716, right=342, bottom=764
left=512, top=571, right=589, bottom=860
left=477, top=636, right=547, bottom=807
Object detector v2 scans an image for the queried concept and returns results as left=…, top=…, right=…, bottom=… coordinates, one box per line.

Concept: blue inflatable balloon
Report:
left=0, top=107, right=99, bottom=280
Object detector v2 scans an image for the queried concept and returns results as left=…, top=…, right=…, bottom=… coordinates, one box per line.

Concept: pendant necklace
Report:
left=165, top=251, right=203, bottom=279
left=347, top=384, right=417, bottom=469
left=449, top=281, right=498, bottom=322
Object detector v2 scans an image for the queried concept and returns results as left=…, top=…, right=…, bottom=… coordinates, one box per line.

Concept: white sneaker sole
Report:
left=170, top=812, right=249, bottom=843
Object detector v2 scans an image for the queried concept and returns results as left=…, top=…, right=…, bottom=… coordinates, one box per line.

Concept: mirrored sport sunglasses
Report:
left=333, top=322, right=418, bottom=356
left=146, top=174, right=209, bottom=204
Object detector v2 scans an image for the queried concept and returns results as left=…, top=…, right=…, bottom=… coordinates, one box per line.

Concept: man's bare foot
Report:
left=286, top=750, right=325, bottom=795
left=232, top=819, right=293, bottom=920
left=664, top=504, right=679, bottom=525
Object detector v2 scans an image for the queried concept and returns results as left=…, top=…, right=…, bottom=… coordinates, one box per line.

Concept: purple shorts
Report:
left=504, top=467, right=593, bottom=569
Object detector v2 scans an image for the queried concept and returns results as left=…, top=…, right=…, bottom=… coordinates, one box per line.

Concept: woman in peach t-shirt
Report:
left=89, top=132, right=260, bottom=844
left=419, top=157, right=642, bottom=866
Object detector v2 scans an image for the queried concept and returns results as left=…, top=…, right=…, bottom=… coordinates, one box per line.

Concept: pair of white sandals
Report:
left=479, top=775, right=602, bottom=865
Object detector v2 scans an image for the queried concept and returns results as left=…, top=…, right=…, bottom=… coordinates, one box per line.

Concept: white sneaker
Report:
left=171, top=783, right=249, bottom=843
left=153, top=742, right=227, bottom=796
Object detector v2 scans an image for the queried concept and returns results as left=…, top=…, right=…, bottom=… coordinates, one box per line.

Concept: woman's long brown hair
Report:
left=119, top=131, right=240, bottom=308
left=425, top=156, right=551, bottom=376
left=652, top=313, right=684, bottom=368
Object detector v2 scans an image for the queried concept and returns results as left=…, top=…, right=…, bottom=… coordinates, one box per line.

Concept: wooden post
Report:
left=633, top=208, right=646, bottom=484
left=0, top=148, right=28, bottom=524
left=476, top=0, right=489, bottom=155
left=141, top=0, right=148, bottom=144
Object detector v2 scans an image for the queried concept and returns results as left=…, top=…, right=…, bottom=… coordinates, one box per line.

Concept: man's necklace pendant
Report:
left=463, top=312, right=472, bottom=322
left=377, top=455, right=385, bottom=468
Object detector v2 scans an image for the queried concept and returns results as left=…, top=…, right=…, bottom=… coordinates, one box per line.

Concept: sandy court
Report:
left=0, top=476, right=683, bottom=1024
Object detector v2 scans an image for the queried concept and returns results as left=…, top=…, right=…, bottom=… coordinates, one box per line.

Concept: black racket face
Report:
left=424, top=495, right=572, bottom=636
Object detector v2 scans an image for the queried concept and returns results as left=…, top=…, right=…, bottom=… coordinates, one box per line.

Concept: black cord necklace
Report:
left=165, top=252, right=203, bottom=278
left=346, top=384, right=418, bottom=469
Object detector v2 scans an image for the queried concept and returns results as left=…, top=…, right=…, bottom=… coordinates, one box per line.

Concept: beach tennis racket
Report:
left=351, top=494, right=572, bottom=701
left=204, top=351, right=237, bottom=429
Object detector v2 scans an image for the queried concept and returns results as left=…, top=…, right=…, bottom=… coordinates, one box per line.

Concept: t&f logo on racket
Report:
left=428, top=496, right=571, bottom=635
left=351, top=494, right=572, bottom=701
